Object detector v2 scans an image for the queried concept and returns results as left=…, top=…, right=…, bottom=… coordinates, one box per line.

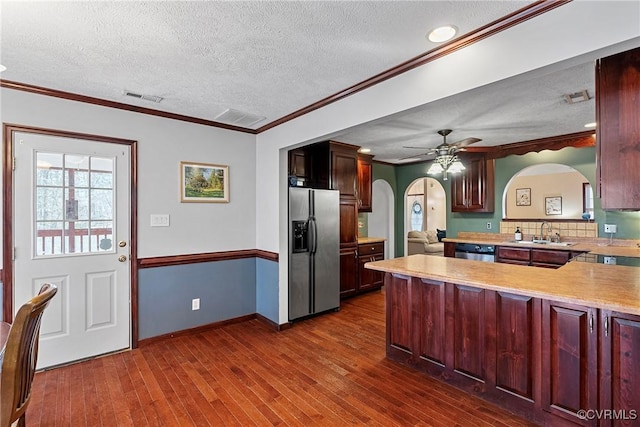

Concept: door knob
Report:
left=118, top=255, right=127, bottom=262
left=119, top=240, right=127, bottom=248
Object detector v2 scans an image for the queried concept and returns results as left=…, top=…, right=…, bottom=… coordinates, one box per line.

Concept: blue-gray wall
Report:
left=373, top=146, right=640, bottom=257
left=256, top=257, right=279, bottom=323
left=138, top=257, right=279, bottom=340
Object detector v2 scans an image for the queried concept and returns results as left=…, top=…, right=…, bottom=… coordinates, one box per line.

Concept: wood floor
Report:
left=26, top=290, right=537, bottom=426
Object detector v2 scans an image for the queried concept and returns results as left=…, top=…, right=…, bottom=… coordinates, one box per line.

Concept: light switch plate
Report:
left=604, top=224, right=617, bottom=233
left=150, top=214, right=170, bottom=227
left=603, top=256, right=617, bottom=265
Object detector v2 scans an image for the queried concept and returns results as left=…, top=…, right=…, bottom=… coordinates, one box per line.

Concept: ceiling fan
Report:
left=400, top=129, right=482, bottom=161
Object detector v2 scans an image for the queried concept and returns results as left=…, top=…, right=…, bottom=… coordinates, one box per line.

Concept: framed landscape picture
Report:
left=545, top=196, right=562, bottom=215
left=515, top=188, right=531, bottom=206
left=180, top=161, right=229, bottom=203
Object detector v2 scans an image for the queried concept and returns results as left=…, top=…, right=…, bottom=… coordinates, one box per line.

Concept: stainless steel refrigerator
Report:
left=289, top=187, right=340, bottom=321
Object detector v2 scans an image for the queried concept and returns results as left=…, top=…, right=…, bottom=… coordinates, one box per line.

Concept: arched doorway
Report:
left=369, top=179, right=395, bottom=259
left=404, top=177, right=446, bottom=254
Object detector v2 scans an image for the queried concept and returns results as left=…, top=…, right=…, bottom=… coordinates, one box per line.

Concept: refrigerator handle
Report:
left=309, top=216, right=318, bottom=254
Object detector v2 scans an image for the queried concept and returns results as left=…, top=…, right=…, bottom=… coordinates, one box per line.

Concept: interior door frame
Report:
left=2, top=123, right=140, bottom=347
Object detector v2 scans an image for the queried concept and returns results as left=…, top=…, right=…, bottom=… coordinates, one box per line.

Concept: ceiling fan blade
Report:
left=454, top=137, right=482, bottom=147
left=398, top=152, right=436, bottom=161
left=402, top=146, right=433, bottom=149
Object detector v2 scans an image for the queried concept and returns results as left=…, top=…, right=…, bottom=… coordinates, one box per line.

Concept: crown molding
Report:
left=0, top=79, right=257, bottom=134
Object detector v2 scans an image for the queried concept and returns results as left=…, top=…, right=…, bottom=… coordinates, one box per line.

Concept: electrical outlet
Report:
left=192, top=298, right=200, bottom=310
left=486, top=222, right=492, bottom=230
left=604, top=224, right=617, bottom=233
left=603, top=256, right=617, bottom=265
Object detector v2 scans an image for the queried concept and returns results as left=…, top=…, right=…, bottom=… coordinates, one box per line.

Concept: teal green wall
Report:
left=372, top=146, right=640, bottom=257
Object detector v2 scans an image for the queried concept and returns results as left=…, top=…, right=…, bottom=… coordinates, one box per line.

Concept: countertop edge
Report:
left=365, top=255, right=640, bottom=316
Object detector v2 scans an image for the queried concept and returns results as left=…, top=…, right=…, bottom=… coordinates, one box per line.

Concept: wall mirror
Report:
left=503, top=163, right=593, bottom=220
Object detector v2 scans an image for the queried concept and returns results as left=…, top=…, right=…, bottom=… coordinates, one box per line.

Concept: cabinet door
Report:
left=542, top=300, right=598, bottom=426
left=466, top=156, right=494, bottom=212
left=386, top=273, right=413, bottom=361
left=451, top=172, right=467, bottom=211
left=597, top=47, right=640, bottom=209
left=288, top=149, right=308, bottom=179
left=339, top=198, right=358, bottom=246
left=496, top=246, right=531, bottom=264
left=339, top=246, right=358, bottom=298
left=358, top=253, right=383, bottom=292
left=599, top=310, right=640, bottom=427
left=449, top=284, right=488, bottom=383
left=487, top=292, right=541, bottom=409
left=414, top=278, right=447, bottom=372
left=357, top=154, right=373, bottom=212
left=451, top=155, right=494, bottom=212
left=330, top=146, right=358, bottom=198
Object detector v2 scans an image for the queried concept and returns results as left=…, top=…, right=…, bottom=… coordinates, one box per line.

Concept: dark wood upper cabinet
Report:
left=330, top=143, right=359, bottom=198
left=451, top=154, right=495, bottom=212
left=357, top=154, right=373, bottom=212
left=596, top=47, right=640, bottom=210
left=288, top=148, right=309, bottom=186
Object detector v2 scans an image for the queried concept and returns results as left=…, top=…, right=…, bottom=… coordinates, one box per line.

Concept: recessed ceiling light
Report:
left=427, top=25, right=457, bottom=43
left=359, top=148, right=371, bottom=153
left=0, top=64, right=6, bottom=72
left=584, top=122, right=597, bottom=128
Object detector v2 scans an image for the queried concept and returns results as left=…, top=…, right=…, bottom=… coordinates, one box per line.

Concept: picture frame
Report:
left=515, top=188, right=531, bottom=206
left=545, top=196, right=562, bottom=215
left=180, top=161, right=229, bottom=203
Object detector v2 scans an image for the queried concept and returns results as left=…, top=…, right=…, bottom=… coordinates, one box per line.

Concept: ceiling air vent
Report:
left=563, top=90, right=590, bottom=104
left=214, top=108, right=266, bottom=127
left=123, top=90, right=163, bottom=103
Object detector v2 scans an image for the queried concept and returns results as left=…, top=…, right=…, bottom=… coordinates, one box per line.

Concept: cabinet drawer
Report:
left=531, top=249, right=570, bottom=265
left=497, top=246, right=530, bottom=262
left=358, top=242, right=384, bottom=256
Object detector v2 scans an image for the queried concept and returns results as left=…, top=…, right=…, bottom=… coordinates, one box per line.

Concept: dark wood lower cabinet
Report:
left=599, top=311, right=640, bottom=427
left=451, top=284, right=487, bottom=384
left=542, top=300, right=598, bottom=426
left=339, top=246, right=358, bottom=297
left=385, top=273, right=640, bottom=426
left=489, top=292, right=541, bottom=412
left=386, top=273, right=413, bottom=361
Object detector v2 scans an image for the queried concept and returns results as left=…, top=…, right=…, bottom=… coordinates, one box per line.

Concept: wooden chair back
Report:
left=0, top=283, right=58, bottom=427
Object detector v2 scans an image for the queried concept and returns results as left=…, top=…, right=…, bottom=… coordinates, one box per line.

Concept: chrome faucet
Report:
left=540, top=221, right=552, bottom=241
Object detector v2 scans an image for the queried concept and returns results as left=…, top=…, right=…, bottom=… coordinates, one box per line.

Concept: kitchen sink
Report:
left=513, top=240, right=576, bottom=246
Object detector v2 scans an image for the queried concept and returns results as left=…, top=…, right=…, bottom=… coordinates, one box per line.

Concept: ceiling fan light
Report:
left=427, top=162, right=444, bottom=175
left=427, top=25, right=457, bottom=43
left=447, top=160, right=465, bottom=174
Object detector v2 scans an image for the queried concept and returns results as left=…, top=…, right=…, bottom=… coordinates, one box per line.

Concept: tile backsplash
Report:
left=500, top=221, right=598, bottom=239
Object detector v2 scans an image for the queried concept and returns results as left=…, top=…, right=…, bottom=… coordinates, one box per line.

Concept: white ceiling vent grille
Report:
left=563, top=90, right=590, bottom=104
left=214, top=108, right=266, bottom=127
left=123, top=90, right=163, bottom=103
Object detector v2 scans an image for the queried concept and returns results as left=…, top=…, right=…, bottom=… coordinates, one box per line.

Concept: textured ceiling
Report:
left=334, top=61, right=596, bottom=162
left=0, top=1, right=611, bottom=163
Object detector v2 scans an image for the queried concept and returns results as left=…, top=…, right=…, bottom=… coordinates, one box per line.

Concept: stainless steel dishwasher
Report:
left=454, top=243, right=496, bottom=262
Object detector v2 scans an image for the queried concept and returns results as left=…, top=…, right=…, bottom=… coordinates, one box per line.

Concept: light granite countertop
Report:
left=365, top=254, right=640, bottom=316
left=357, top=237, right=386, bottom=245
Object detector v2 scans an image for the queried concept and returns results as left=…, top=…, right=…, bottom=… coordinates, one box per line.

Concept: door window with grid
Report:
left=35, top=152, right=115, bottom=257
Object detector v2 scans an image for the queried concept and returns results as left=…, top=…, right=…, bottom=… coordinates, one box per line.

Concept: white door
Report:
left=13, top=131, right=131, bottom=368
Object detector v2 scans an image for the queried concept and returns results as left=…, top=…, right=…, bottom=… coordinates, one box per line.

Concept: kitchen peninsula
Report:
left=365, top=254, right=640, bottom=426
